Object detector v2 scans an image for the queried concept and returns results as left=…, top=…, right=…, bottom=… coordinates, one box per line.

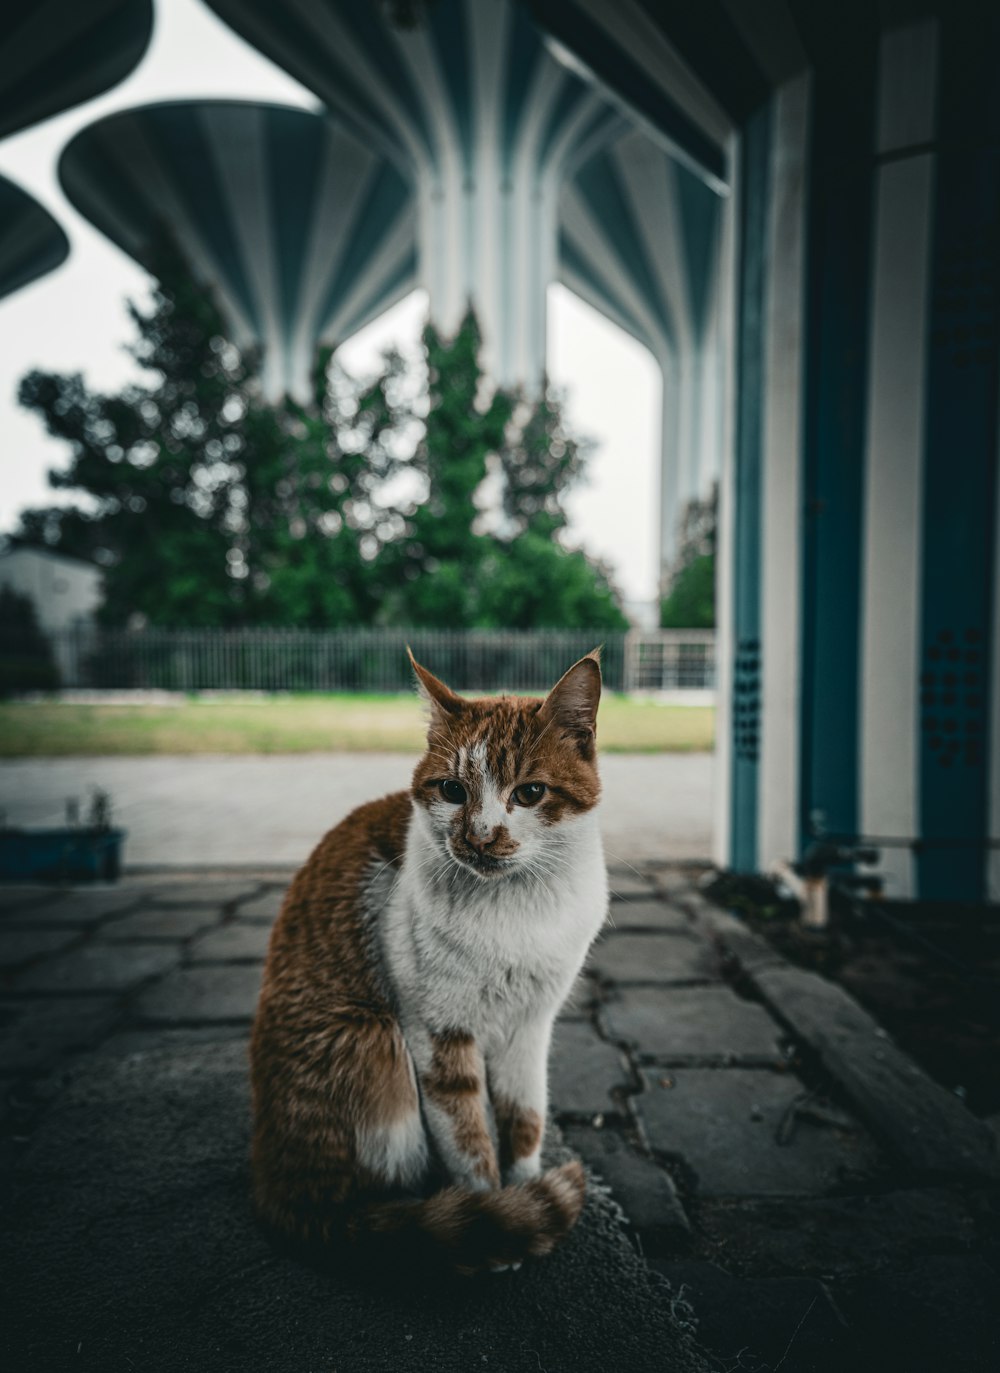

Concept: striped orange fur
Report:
left=250, top=653, right=608, bottom=1272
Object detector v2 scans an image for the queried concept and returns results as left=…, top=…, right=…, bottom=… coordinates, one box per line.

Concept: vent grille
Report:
left=733, top=638, right=761, bottom=763
left=921, top=627, right=985, bottom=768
left=930, top=220, right=999, bottom=369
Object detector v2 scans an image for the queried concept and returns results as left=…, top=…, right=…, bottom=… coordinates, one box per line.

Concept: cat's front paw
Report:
left=504, top=1156, right=542, bottom=1186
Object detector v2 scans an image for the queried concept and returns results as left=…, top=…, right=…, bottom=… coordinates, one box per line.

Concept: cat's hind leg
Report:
left=251, top=1012, right=428, bottom=1242
left=347, top=1017, right=431, bottom=1193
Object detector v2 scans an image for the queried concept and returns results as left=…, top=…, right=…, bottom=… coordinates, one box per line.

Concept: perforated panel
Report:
left=733, top=637, right=761, bottom=763
left=921, top=626, right=986, bottom=769
left=929, top=219, right=999, bottom=370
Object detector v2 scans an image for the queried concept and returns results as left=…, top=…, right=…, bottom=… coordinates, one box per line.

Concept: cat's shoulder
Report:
left=313, top=789, right=412, bottom=870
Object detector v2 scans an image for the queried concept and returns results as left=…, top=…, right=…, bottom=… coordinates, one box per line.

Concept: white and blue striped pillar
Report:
left=737, top=10, right=1000, bottom=900
left=59, top=102, right=419, bottom=404
left=534, top=0, right=999, bottom=899
left=557, top=126, right=725, bottom=581
left=205, top=0, right=620, bottom=390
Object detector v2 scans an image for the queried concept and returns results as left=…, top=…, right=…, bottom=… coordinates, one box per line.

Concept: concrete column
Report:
left=859, top=20, right=938, bottom=898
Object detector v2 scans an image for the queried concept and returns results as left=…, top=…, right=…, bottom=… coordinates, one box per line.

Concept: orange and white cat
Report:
left=250, top=650, right=608, bottom=1273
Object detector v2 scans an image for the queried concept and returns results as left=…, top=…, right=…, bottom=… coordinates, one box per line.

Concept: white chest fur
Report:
left=378, top=803, right=608, bottom=1045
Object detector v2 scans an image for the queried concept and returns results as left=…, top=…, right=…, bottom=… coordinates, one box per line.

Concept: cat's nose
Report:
left=465, top=826, right=500, bottom=853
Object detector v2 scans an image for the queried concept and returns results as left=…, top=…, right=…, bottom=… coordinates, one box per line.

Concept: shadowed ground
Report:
left=2, top=870, right=997, bottom=1371
left=1, top=1029, right=710, bottom=1373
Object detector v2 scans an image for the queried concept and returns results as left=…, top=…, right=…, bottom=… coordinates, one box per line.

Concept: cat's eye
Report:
left=513, top=783, right=546, bottom=807
left=439, top=779, right=467, bottom=805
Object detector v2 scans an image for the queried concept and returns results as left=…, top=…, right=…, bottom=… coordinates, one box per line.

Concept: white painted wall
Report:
left=0, top=547, right=102, bottom=632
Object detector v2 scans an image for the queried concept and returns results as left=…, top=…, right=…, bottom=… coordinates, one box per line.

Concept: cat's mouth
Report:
left=450, top=845, right=513, bottom=879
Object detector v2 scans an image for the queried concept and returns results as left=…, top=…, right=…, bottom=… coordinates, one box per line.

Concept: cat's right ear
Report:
left=407, top=648, right=464, bottom=729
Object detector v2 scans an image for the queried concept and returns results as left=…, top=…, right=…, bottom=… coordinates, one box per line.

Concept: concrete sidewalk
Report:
left=2, top=868, right=998, bottom=1371
left=0, top=751, right=714, bottom=868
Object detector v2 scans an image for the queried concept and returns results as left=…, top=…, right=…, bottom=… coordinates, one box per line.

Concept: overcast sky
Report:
left=0, top=0, right=661, bottom=611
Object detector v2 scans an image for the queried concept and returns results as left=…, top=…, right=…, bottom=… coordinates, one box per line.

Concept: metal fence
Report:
left=622, top=629, right=716, bottom=692
left=20, top=626, right=716, bottom=694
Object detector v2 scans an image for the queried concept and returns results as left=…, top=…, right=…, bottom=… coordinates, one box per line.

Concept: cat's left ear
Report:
left=538, top=649, right=601, bottom=757
left=407, top=648, right=465, bottom=728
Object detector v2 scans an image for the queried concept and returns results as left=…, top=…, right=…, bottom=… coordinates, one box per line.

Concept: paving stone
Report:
left=634, top=1068, right=882, bottom=1197
left=589, top=932, right=718, bottom=984
left=0, top=886, right=145, bottom=928
left=11, top=943, right=179, bottom=995
left=100, top=907, right=221, bottom=941
left=0, top=927, right=81, bottom=969
left=690, top=898, right=790, bottom=974
left=605, top=899, right=694, bottom=932
left=0, top=886, right=68, bottom=917
left=550, top=1020, right=632, bottom=1116
left=691, top=1189, right=979, bottom=1280
left=650, top=1260, right=850, bottom=1372
left=0, top=996, right=120, bottom=1073
left=189, top=921, right=272, bottom=962
left=606, top=869, right=657, bottom=900
left=752, top=963, right=1000, bottom=1181
left=235, top=887, right=287, bottom=923
left=558, top=973, right=599, bottom=1020
left=564, top=1123, right=689, bottom=1245
left=134, top=965, right=262, bottom=1022
left=601, top=986, right=784, bottom=1064
left=147, top=880, right=262, bottom=909
left=646, top=868, right=708, bottom=898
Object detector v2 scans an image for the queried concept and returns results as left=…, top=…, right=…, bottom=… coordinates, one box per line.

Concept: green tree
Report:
left=378, top=314, right=512, bottom=626
left=16, top=259, right=406, bottom=627
left=380, top=311, right=627, bottom=630
left=17, top=272, right=626, bottom=632
left=660, top=484, right=717, bottom=629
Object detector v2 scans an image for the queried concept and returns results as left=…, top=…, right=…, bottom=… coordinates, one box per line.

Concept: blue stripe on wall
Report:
left=917, top=12, right=1000, bottom=900
left=730, top=102, right=771, bottom=870
left=799, top=72, right=875, bottom=852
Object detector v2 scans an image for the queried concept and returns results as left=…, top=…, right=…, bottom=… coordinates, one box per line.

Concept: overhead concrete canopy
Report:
left=0, top=0, right=153, bottom=141
left=59, top=100, right=418, bottom=402
left=0, top=174, right=69, bottom=302
left=204, top=0, right=620, bottom=385
left=559, top=127, right=724, bottom=570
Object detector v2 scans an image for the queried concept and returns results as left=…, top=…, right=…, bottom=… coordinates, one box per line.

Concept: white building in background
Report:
left=0, top=545, right=103, bottom=632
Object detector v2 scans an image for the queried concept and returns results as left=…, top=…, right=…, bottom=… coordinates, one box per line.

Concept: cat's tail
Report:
left=346, top=1159, right=587, bottom=1275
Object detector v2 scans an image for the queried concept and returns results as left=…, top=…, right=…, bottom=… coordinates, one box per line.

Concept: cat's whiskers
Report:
left=601, top=846, right=658, bottom=905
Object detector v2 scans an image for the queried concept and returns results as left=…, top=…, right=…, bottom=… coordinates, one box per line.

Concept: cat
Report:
left=249, top=649, right=608, bottom=1274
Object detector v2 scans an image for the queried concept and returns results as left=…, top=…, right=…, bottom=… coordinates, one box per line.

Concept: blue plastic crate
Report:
left=0, top=829, right=127, bottom=882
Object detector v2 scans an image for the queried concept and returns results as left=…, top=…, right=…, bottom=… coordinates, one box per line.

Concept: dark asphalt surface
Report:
left=2, top=1028, right=712, bottom=1373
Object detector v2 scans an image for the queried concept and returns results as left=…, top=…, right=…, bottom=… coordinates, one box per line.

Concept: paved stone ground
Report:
left=1, top=868, right=998, bottom=1372
left=0, top=750, right=714, bottom=867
